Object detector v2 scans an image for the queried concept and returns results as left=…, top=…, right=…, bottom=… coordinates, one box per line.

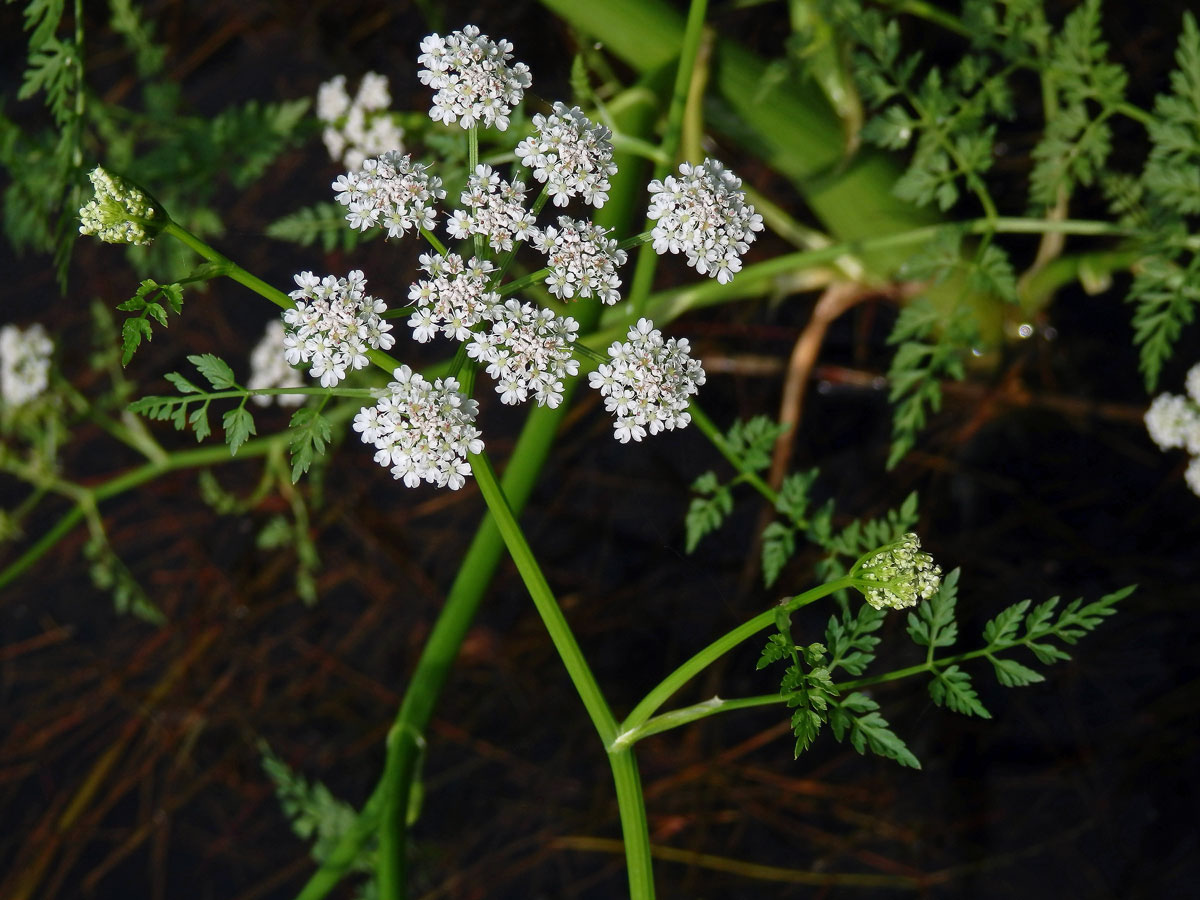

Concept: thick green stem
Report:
left=617, top=575, right=855, bottom=744
left=609, top=749, right=656, bottom=899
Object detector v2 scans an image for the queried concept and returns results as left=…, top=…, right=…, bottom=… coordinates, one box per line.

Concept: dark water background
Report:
left=2, top=1, right=1198, bottom=898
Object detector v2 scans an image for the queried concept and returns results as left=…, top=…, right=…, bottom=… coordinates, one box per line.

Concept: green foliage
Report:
left=83, top=530, right=165, bottom=624
left=1028, top=0, right=1127, bottom=209
left=906, top=566, right=960, bottom=649
left=824, top=601, right=885, bottom=676
left=829, top=693, right=920, bottom=768
left=128, top=354, right=257, bottom=454
left=884, top=295, right=978, bottom=468
left=267, top=202, right=375, bottom=253
left=116, top=279, right=184, bottom=365
left=1142, top=13, right=1200, bottom=216
left=724, top=416, right=788, bottom=472
left=260, top=744, right=371, bottom=871
left=288, top=407, right=333, bottom=483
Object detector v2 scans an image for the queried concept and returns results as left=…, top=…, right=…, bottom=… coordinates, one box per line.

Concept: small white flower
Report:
left=354, top=365, right=484, bottom=489
left=417, top=25, right=531, bottom=131
left=468, top=299, right=579, bottom=408
left=333, top=151, right=445, bottom=237
left=851, top=533, right=942, bottom=611
left=1186, top=456, right=1200, bottom=498
left=450, top=164, right=537, bottom=252
left=531, top=217, right=627, bottom=305
left=406, top=252, right=498, bottom=343
left=0, top=323, right=53, bottom=407
left=1145, top=392, right=1200, bottom=453
left=646, top=158, right=763, bottom=282
left=1186, top=362, right=1200, bottom=406
left=247, top=320, right=307, bottom=407
left=316, top=75, right=351, bottom=122
left=78, top=167, right=161, bottom=245
left=317, top=73, right=405, bottom=171
left=516, top=102, right=617, bottom=208
left=283, top=269, right=393, bottom=388
left=587, top=318, right=705, bottom=441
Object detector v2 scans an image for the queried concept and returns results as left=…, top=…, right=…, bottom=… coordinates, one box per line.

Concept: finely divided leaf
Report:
left=829, top=693, right=920, bottom=769
left=929, top=665, right=991, bottom=718
left=189, top=353, right=237, bottom=390
left=907, top=566, right=960, bottom=648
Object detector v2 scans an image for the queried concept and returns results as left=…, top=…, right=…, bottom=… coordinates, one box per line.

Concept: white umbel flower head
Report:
left=283, top=270, right=395, bottom=388
left=1186, top=456, right=1200, bottom=498
left=247, top=320, right=306, bottom=407
left=851, top=533, right=942, bottom=611
left=417, top=25, right=531, bottom=131
left=531, top=217, right=627, bottom=305
left=467, top=299, right=580, bottom=408
left=79, top=167, right=163, bottom=246
left=516, top=102, right=617, bottom=207
left=0, top=323, right=53, bottom=407
left=588, top=318, right=705, bottom=443
left=407, top=252, right=499, bottom=343
left=353, top=365, right=484, bottom=490
left=1186, top=362, right=1200, bottom=406
left=447, top=164, right=537, bottom=252
left=646, top=158, right=763, bottom=284
left=318, top=73, right=405, bottom=171
left=1145, top=392, right=1200, bottom=454
left=333, top=151, right=445, bottom=237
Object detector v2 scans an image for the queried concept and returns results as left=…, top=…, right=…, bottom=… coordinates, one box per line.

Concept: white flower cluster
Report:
left=1145, top=363, right=1200, bottom=497
left=417, top=25, right=531, bottom=131
left=353, top=365, right=483, bottom=489
left=852, top=533, right=942, bottom=611
left=532, top=217, right=627, bottom=305
left=516, top=102, right=616, bottom=207
left=333, top=151, right=446, bottom=237
left=283, top=270, right=394, bottom=388
left=78, top=167, right=161, bottom=246
left=0, top=323, right=53, bottom=407
left=407, top=252, right=498, bottom=343
left=588, top=318, right=705, bottom=443
left=647, top=159, right=763, bottom=284
left=316, top=72, right=405, bottom=172
left=247, top=320, right=306, bottom=407
left=447, top=164, right=537, bottom=252
left=468, top=299, right=579, bottom=408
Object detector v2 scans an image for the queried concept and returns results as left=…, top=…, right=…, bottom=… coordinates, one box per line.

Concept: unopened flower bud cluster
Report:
left=79, top=168, right=160, bottom=246
left=353, top=365, right=483, bottom=490
left=852, top=533, right=942, bottom=611
left=0, top=323, right=53, bottom=408
left=417, top=25, right=531, bottom=131
left=317, top=72, right=405, bottom=172
left=247, top=321, right=306, bottom=407
left=588, top=319, right=706, bottom=443
left=1144, top=362, right=1200, bottom=497
left=647, top=159, right=763, bottom=284
left=283, top=270, right=394, bottom=388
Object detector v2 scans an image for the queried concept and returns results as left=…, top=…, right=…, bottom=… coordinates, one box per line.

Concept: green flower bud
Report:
left=850, top=532, right=942, bottom=611
left=78, top=167, right=164, bottom=246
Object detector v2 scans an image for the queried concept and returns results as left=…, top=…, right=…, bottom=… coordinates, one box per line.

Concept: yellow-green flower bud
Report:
left=78, top=167, right=163, bottom=246
left=851, top=532, right=942, bottom=611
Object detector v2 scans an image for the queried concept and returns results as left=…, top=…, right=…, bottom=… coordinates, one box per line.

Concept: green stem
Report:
left=609, top=748, right=655, bottom=898
left=470, top=450, right=617, bottom=743
left=162, top=221, right=406, bottom=374
left=616, top=575, right=855, bottom=745
left=162, top=221, right=292, bottom=309
left=629, top=0, right=709, bottom=317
